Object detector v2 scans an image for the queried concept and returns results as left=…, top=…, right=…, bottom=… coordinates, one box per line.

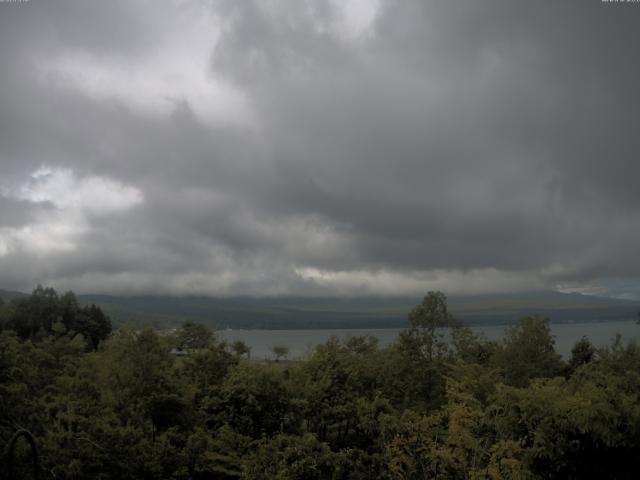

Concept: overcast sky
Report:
left=0, top=0, right=639, bottom=298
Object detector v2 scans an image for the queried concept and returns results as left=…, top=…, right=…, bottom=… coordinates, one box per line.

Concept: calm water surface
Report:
left=219, top=320, right=640, bottom=360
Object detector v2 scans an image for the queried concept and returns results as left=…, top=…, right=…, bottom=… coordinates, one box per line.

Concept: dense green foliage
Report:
left=0, top=286, right=112, bottom=350
left=2, top=289, right=640, bottom=479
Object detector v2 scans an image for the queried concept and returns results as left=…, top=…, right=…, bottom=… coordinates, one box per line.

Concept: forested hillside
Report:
left=2, top=289, right=640, bottom=479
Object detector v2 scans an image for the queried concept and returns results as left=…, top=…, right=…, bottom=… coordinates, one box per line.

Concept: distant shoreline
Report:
left=218, top=320, right=640, bottom=360
left=214, top=317, right=640, bottom=331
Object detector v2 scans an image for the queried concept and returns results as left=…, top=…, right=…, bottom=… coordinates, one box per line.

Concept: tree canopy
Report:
left=0, top=286, right=112, bottom=349
left=1, top=289, right=639, bottom=479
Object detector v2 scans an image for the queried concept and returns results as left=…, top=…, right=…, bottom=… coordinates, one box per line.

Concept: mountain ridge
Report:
left=78, top=290, right=640, bottom=329
left=2, top=288, right=638, bottom=329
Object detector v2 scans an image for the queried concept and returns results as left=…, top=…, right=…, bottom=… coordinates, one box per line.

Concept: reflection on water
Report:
left=218, top=320, right=640, bottom=360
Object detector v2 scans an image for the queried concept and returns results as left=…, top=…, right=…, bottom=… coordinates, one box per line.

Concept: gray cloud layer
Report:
left=1, top=0, right=639, bottom=297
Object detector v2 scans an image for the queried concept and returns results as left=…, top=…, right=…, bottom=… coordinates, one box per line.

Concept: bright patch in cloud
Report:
left=295, top=267, right=544, bottom=296
left=18, top=167, right=143, bottom=213
left=0, top=211, right=85, bottom=255
left=330, top=0, right=382, bottom=40
left=0, top=167, right=143, bottom=256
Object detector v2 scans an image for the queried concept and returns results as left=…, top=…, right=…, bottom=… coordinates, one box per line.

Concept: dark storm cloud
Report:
left=0, top=0, right=639, bottom=297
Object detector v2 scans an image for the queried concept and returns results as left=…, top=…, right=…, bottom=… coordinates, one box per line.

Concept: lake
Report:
left=218, top=320, right=640, bottom=360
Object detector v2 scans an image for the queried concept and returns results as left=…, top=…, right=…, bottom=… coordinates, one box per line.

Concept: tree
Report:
left=568, top=336, right=596, bottom=374
left=243, top=433, right=336, bottom=480
left=0, top=287, right=111, bottom=349
left=392, top=292, right=459, bottom=410
left=272, top=344, right=290, bottom=362
left=203, top=362, right=298, bottom=438
left=493, top=316, right=564, bottom=387
left=74, top=304, right=112, bottom=350
left=58, top=290, right=80, bottom=331
left=401, top=291, right=459, bottom=362
left=0, top=297, right=8, bottom=332
left=97, top=328, right=177, bottom=423
left=231, top=339, right=251, bottom=359
left=5, top=285, right=59, bottom=339
left=409, top=291, right=456, bottom=330
left=451, top=325, right=497, bottom=365
left=179, top=342, right=238, bottom=401
left=176, top=321, right=213, bottom=351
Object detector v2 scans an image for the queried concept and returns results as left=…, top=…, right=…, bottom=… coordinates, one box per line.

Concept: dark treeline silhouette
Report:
left=0, top=286, right=111, bottom=349
left=1, top=289, right=640, bottom=479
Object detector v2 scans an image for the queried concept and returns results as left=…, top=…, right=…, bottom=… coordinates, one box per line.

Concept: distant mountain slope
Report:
left=448, top=291, right=640, bottom=325
left=74, top=291, right=640, bottom=330
left=0, top=289, right=27, bottom=302
left=2, top=287, right=636, bottom=328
